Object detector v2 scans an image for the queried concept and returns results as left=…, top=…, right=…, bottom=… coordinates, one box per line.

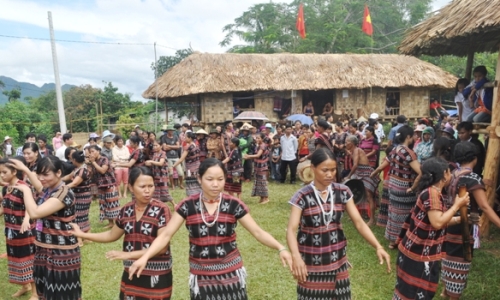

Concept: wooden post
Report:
left=465, top=50, right=475, bottom=81
left=480, top=48, right=500, bottom=236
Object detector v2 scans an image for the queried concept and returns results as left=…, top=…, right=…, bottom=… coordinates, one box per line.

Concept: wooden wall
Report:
left=200, top=93, right=233, bottom=125
left=335, top=88, right=430, bottom=119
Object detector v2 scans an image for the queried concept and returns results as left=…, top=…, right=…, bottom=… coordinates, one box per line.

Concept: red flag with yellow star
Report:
left=362, top=5, right=373, bottom=36
left=296, top=3, right=306, bottom=39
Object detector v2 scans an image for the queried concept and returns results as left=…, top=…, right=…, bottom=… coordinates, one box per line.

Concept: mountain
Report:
left=0, top=76, right=77, bottom=104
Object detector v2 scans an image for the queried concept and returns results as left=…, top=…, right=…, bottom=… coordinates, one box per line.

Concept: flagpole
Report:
left=370, top=34, right=373, bottom=102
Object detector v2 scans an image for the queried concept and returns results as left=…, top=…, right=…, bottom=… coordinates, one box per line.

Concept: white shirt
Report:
left=280, top=134, right=298, bottom=161
left=375, top=125, right=385, bottom=143
left=55, top=145, right=67, bottom=161
left=455, top=92, right=474, bottom=121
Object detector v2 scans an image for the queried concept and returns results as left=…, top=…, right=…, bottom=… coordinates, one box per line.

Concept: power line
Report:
left=0, top=34, right=179, bottom=50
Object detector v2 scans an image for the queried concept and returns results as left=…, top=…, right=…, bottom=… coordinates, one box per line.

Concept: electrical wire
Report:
left=0, top=34, right=178, bottom=50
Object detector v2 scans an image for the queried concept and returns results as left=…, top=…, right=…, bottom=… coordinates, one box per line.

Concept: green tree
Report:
left=220, top=0, right=432, bottom=54
left=153, top=48, right=194, bottom=77
left=0, top=80, right=4, bottom=89
left=2, top=87, right=21, bottom=102
left=421, top=53, right=497, bottom=80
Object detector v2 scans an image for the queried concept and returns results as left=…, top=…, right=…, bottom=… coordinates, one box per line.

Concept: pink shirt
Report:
left=52, top=136, right=63, bottom=150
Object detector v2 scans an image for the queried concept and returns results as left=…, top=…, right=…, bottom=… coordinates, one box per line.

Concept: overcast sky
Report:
left=0, top=0, right=451, bottom=100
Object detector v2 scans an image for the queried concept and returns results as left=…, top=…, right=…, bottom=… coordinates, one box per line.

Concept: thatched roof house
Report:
left=399, top=0, right=500, bottom=56
left=144, top=53, right=457, bottom=123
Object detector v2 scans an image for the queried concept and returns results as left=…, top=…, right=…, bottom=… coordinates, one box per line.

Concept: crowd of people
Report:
left=1, top=70, right=500, bottom=299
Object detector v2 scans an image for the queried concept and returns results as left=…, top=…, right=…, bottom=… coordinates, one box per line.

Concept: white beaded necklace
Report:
left=199, top=192, right=222, bottom=227
left=310, top=182, right=335, bottom=227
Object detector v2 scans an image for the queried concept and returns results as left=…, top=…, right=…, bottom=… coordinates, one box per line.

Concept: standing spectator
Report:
left=37, top=134, right=54, bottom=158
left=161, top=125, right=184, bottom=189
left=112, top=135, right=130, bottom=199
left=15, top=133, right=36, bottom=156
left=322, top=102, right=333, bottom=116
left=196, top=129, right=209, bottom=162
left=221, top=120, right=234, bottom=159
left=101, top=136, right=114, bottom=161
left=52, top=132, right=63, bottom=151
left=292, top=121, right=302, bottom=138
left=387, top=115, right=406, bottom=148
left=125, top=131, right=137, bottom=147
left=415, top=127, right=435, bottom=163
left=359, top=126, right=380, bottom=168
left=457, top=121, right=486, bottom=176
left=280, top=125, right=298, bottom=184
left=369, top=113, right=385, bottom=143
left=55, top=133, right=74, bottom=162
left=270, top=136, right=282, bottom=182
left=244, top=133, right=270, bottom=204
left=454, top=78, right=472, bottom=122
left=206, top=129, right=222, bottom=160
left=239, top=124, right=254, bottom=182
left=297, top=125, right=310, bottom=160
left=1, top=136, right=14, bottom=158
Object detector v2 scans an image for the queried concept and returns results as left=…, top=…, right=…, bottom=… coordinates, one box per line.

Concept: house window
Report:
left=233, top=92, right=255, bottom=117
left=385, top=89, right=400, bottom=116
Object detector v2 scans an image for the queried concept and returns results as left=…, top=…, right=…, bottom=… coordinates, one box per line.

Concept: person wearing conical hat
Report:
left=196, top=129, right=209, bottom=162
left=207, top=129, right=222, bottom=161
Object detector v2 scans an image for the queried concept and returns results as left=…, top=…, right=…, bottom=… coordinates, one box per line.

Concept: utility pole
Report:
left=47, top=11, right=67, bottom=133
left=154, top=42, right=159, bottom=132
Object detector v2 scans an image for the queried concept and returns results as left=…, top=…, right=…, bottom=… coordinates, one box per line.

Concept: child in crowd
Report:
left=270, top=136, right=281, bottom=182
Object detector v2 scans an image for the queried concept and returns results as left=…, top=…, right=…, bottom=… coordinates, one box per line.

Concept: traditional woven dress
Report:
left=151, top=150, right=173, bottom=202
left=71, top=166, right=92, bottom=232
left=385, top=145, right=418, bottom=243
left=221, top=131, right=233, bottom=159
left=441, top=169, right=484, bottom=298
left=34, top=185, right=81, bottom=300
left=184, top=143, right=201, bottom=196
left=376, top=165, right=391, bottom=227
left=2, top=180, right=35, bottom=284
left=129, top=148, right=146, bottom=167
left=359, top=136, right=380, bottom=168
left=289, top=183, right=354, bottom=300
left=224, top=148, right=243, bottom=194
left=116, top=200, right=173, bottom=300
left=94, top=156, right=120, bottom=221
left=393, top=188, right=446, bottom=300
left=198, top=136, right=208, bottom=162
left=352, top=163, right=380, bottom=216
left=251, top=143, right=269, bottom=198
left=176, top=193, right=249, bottom=300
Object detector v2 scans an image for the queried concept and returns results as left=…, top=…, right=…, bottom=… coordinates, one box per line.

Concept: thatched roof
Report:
left=142, top=53, right=457, bottom=99
left=399, top=0, right=500, bottom=56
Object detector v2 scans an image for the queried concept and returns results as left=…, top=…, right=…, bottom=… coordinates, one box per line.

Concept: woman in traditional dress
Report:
left=243, top=133, right=270, bottom=204
left=440, top=142, right=500, bottom=299
left=206, top=129, right=222, bottom=160
left=222, top=137, right=243, bottom=199
left=88, top=145, right=120, bottom=228
left=287, top=148, right=390, bottom=299
left=196, top=129, right=208, bottom=162
left=376, top=145, right=394, bottom=228
left=359, top=126, right=380, bottom=168
left=10, top=156, right=82, bottom=300
left=66, top=151, right=93, bottom=246
left=145, top=139, right=173, bottom=204
left=115, top=135, right=146, bottom=170
left=0, top=158, right=37, bottom=300
left=393, top=157, right=469, bottom=299
left=221, top=120, right=234, bottom=159
left=173, top=132, right=201, bottom=196
left=23, top=142, right=41, bottom=173
left=371, top=125, right=421, bottom=249
left=70, top=166, right=173, bottom=300
left=128, top=158, right=292, bottom=300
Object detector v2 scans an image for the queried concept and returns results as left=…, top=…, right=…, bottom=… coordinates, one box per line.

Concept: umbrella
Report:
left=286, top=114, right=314, bottom=125
left=234, top=111, right=269, bottom=121
left=446, top=109, right=458, bottom=117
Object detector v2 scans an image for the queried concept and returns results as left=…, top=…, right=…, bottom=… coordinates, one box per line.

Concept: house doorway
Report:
left=302, top=90, right=335, bottom=116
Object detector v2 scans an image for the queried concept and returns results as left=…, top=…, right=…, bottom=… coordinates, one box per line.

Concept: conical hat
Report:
left=240, top=122, right=254, bottom=130
left=298, top=160, right=315, bottom=183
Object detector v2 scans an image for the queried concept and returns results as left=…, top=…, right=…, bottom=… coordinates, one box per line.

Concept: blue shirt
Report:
left=388, top=123, right=404, bottom=144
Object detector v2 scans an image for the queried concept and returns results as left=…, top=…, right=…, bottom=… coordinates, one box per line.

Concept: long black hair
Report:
left=0, top=157, right=26, bottom=180
left=418, top=157, right=449, bottom=192
left=395, top=125, right=414, bottom=145
left=310, top=148, right=335, bottom=167
left=433, top=137, right=457, bottom=162
left=128, top=166, right=154, bottom=186
left=36, top=155, right=64, bottom=176
left=199, top=158, right=227, bottom=177
left=454, top=142, right=479, bottom=165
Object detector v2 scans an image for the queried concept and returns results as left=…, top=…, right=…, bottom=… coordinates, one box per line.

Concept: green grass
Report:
left=1, top=182, right=500, bottom=299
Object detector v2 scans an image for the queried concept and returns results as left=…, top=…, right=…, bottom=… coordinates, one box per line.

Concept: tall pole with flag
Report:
left=362, top=5, right=374, bottom=101
left=296, top=3, right=306, bottom=39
